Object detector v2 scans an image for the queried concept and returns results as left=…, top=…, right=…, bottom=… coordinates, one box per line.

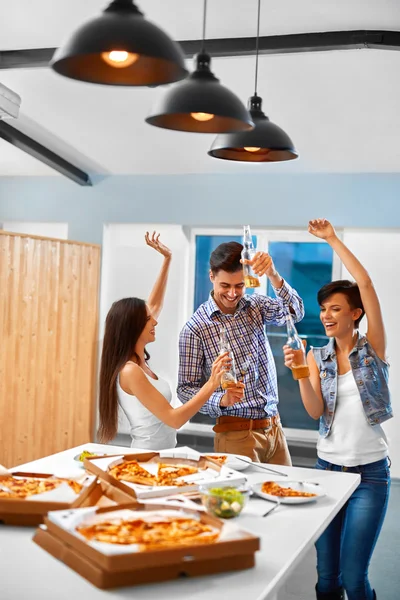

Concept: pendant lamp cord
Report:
left=254, top=0, right=261, bottom=95
left=201, top=0, right=208, bottom=53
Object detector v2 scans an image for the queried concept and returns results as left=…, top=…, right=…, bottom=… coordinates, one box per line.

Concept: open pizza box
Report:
left=33, top=500, right=260, bottom=589
left=83, top=447, right=247, bottom=501
left=0, top=469, right=97, bottom=526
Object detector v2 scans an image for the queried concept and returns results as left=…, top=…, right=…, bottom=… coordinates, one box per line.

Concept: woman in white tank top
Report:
left=98, top=232, right=231, bottom=450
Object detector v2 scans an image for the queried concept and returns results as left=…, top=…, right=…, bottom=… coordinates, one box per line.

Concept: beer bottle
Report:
left=286, top=313, right=310, bottom=380
left=219, top=326, right=238, bottom=390
left=241, top=225, right=260, bottom=289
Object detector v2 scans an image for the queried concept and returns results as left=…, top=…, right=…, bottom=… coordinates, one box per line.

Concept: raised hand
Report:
left=242, top=251, right=276, bottom=277
left=308, top=219, right=337, bottom=241
left=145, top=231, right=171, bottom=259
left=208, top=352, right=232, bottom=390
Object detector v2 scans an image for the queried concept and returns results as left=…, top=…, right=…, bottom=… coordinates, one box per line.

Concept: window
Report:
left=265, top=241, right=333, bottom=430
left=190, top=230, right=336, bottom=430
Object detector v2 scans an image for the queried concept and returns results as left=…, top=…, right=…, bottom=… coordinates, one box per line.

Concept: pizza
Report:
left=261, top=481, right=317, bottom=498
left=108, top=460, right=199, bottom=487
left=204, top=455, right=228, bottom=466
left=156, top=463, right=198, bottom=486
left=0, top=476, right=83, bottom=499
left=108, top=461, right=157, bottom=486
left=76, top=516, right=219, bottom=549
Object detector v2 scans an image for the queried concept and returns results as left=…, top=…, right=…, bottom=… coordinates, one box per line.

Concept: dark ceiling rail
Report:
left=0, top=121, right=92, bottom=186
left=1, top=30, right=400, bottom=70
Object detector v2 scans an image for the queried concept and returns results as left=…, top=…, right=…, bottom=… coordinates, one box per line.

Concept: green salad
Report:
left=77, top=450, right=97, bottom=462
left=202, top=486, right=246, bottom=519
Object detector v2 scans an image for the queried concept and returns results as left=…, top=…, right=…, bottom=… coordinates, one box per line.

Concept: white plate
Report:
left=203, top=453, right=252, bottom=472
left=252, top=480, right=325, bottom=504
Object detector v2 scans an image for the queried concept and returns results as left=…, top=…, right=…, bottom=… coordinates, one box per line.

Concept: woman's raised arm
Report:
left=308, top=218, right=386, bottom=360
left=145, top=231, right=172, bottom=320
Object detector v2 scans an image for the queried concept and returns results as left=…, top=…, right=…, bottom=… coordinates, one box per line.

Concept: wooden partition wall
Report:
left=0, top=231, right=101, bottom=467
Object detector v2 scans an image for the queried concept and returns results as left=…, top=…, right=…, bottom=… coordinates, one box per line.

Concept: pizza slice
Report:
left=204, top=455, right=228, bottom=466
left=156, top=463, right=199, bottom=487
left=0, top=476, right=83, bottom=499
left=261, top=481, right=317, bottom=498
left=108, top=460, right=157, bottom=486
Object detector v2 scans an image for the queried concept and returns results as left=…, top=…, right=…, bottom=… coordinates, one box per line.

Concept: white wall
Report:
left=99, top=224, right=190, bottom=433
left=342, top=231, right=400, bottom=477
left=1, top=221, right=68, bottom=239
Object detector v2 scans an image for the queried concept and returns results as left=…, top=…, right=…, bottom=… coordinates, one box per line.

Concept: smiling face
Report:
left=210, top=269, right=246, bottom=314
left=137, top=305, right=158, bottom=346
left=320, top=292, right=363, bottom=338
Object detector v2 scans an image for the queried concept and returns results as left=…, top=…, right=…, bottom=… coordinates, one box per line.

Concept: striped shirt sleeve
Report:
left=177, top=324, right=225, bottom=418
left=254, top=279, right=305, bottom=325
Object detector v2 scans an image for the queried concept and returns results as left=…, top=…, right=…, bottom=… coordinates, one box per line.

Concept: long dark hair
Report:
left=98, top=297, right=150, bottom=442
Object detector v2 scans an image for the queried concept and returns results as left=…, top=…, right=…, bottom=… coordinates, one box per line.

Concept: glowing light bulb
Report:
left=244, top=147, right=261, bottom=152
left=101, top=51, right=138, bottom=68
left=190, top=112, right=214, bottom=122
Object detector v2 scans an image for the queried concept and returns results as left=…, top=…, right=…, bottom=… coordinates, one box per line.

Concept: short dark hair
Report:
left=210, top=241, right=243, bottom=274
left=317, top=280, right=365, bottom=328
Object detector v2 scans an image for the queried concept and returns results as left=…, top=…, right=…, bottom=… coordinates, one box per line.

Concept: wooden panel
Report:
left=0, top=231, right=100, bottom=467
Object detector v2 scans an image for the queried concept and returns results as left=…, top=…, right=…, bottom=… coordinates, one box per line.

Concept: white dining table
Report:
left=1, top=443, right=360, bottom=600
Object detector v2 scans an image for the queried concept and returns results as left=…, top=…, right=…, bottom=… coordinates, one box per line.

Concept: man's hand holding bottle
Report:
left=220, top=382, right=246, bottom=407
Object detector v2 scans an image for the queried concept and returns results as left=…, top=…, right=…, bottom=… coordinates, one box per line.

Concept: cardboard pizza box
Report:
left=33, top=502, right=260, bottom=588
left=0, top=471, right=97, bottom=526
left=83, top=448, right=247, bottom=500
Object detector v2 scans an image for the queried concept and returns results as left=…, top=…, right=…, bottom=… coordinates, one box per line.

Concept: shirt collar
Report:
left=322, top=330, right=367, bottom=360
left=205, top=292, right=250, bottom=318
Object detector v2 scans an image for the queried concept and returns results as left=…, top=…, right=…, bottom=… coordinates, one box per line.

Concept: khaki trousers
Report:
left=214, top=423, right=292, bottom=466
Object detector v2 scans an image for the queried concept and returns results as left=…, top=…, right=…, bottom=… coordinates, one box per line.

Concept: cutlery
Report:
left=262, top=499, right=281, bottom=517
left=235, top=457, right=288, bottom=477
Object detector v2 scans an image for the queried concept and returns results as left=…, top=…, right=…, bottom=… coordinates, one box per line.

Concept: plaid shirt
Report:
left=177, top=281, right=305, bottom=419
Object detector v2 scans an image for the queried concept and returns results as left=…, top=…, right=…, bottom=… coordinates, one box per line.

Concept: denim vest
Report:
left=312, top=334, right=393, bottom=438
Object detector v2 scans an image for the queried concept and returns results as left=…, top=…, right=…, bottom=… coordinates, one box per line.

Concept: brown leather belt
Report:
left=213, top=415, right=281, bottom=433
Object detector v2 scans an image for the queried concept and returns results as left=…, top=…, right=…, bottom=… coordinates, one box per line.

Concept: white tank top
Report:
left=317, top=370, right=388, bottom=466
left=117, top=371, right=177, bottom=451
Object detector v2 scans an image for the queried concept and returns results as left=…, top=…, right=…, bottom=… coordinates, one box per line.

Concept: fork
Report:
left=235, top=457, right=288, bottom=477
left=262, top=499, right=281, bottom=517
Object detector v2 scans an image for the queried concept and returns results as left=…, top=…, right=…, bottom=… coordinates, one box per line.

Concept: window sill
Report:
left=178, top=423, right=319, bottom=444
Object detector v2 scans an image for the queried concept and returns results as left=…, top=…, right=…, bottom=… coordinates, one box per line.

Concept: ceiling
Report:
left=0, top=0, right=400, bottom=178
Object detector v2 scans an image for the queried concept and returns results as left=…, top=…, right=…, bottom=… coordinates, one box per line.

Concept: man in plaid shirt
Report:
left=177, top=241, right=304, bottom=464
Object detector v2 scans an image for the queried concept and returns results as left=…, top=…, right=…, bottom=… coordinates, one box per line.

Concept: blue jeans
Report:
left=315, top=457, right=391, bottom=600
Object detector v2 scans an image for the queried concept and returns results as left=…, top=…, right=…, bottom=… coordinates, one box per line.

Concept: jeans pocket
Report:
left=361, top=468, right=390, bottom=485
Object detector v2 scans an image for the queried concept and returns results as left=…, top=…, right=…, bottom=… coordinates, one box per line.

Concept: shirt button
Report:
left=358, top=380, right=363, bottom=385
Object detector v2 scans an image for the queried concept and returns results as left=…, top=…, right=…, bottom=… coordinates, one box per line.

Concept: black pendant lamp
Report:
left=208, top=0, right=298, bottom=161
left=50, top=0, right=188, bottom=86
left=145, top=0, right=254, bottom=133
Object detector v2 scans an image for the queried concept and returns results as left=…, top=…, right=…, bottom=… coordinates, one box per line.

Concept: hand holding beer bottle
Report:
left=283, top=312, right=310, bottom=380
left=241, top=225, right=260, bottom=289
left=219, top=326, right=238, bottom=389
left=219, top=326, right=245, bottom=406
left=241, top=225, right=279, bottom=286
